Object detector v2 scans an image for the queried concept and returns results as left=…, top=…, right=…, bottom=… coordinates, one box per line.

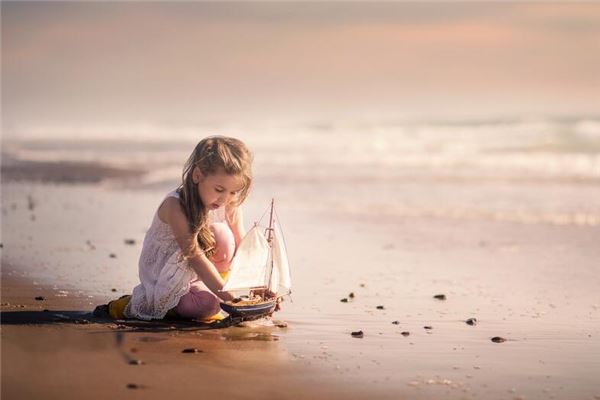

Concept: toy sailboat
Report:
left=219, top=199, right=291, bottom=318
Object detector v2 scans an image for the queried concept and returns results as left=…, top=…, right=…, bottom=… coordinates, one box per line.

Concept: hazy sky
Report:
left=2, top=1, right=600, bottom=135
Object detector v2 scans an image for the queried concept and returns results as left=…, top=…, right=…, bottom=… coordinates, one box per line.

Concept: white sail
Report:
left=270, top=220, right=292, bottom=295
left=222, top=225, right=270, bottom=291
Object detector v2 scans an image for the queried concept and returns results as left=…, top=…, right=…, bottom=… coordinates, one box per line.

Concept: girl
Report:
left=122, top=136, right=253, bottom=320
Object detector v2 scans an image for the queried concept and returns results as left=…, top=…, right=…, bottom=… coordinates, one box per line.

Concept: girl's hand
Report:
left=225, top=204, right=242, bottom=228
left=225, top=204, right=245, bottom=246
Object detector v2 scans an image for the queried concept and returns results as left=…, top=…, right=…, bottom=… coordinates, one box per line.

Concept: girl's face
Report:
left=193, top=168, right=244, bottom=210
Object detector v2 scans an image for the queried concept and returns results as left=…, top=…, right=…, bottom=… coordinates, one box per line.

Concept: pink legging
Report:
left=175, top=222, right=235, bottom=319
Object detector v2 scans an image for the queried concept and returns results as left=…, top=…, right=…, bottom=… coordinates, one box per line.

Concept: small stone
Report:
left=376, top=305, right=385, bottom=310
left=111, top=288, right=117, bottom=292
left=274, top=321, right=288, bottom=328
left=340, top=298, right=348, bottom=303
left=351, top=330, right=364, bottom=338
left=182, top=348, right=203, bottom=353
left=424, top=326, right=433, bottom=330
left=433, top=294, right=446, bottom=300
left=359, top=283, right=365, bottom=288
left=0, top=243, right=3, bottom=248
left=109, top=253, right=117, bottom=258
left=129, top=359, right=144, bottom=365
left=126, top=383, right=141, bottom=389
left=124, top=239, right=136, bottom=245
left=391, top=320, right=400, bottom=325
left=491, top=336, right=506, bottom=343
left=401, top=331, right=410, bottom=337
left=466, top=318, right=477, bottom=326
left=348, top=292, right=355, bottom=299
left=34, top=296, right=45, bottom=301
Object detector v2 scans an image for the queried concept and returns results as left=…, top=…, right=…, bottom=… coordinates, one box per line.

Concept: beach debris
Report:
left=34, top=296, right=45, bottom=301
left=466, top=318, right=478, bottom=326
left=340, top=298, right=348, bottom=303
left=126, top=383, right=143, bottom=389
left=348, top=292, right=355, bottom=299
left=129, top=359, right=144, bottom=365
left=27, top=195, right=36, bottom=211
left=273, top=320, right=288, bottom=328
left=433, top=294, right=447, bottom=300
left=109, top=253, right=117, bottom=258
left=182, top=348, right=203, bottom=353
left=376, top=305, right=385, bottom=310
left=424, top=326, right=433, bottom=330
left=391, top=320, right=400, bottom=325
left=124, top=239, right=136, bottom=245
left=401, top=331, right=410, bottom=337
left=351, top=330, right=364, bottom=338
left=491, top=336, right=506, bottom=343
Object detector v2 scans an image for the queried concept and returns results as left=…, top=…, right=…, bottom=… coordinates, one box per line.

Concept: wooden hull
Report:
left=220, top=299, right=277, bottom=318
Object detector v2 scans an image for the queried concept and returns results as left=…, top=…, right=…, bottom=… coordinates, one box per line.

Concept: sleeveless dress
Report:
left=124, top=190, right=228, bottom=320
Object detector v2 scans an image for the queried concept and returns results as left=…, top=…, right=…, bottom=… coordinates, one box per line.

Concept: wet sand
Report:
left=2, top=174, right=600, bottom=399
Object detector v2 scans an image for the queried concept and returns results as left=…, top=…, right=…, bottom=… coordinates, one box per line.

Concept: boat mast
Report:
left=264, top=199, right=275, bottom=296
left=266, top=198, right=275, bottom=244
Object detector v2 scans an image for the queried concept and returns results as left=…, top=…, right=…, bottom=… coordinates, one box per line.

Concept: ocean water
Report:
left=3, top=117, right=600, bottom=226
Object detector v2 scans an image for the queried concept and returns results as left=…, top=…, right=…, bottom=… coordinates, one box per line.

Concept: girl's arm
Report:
left=225, top=205, right=245, bottom=247
left=159, top=197, right=235, bottom=302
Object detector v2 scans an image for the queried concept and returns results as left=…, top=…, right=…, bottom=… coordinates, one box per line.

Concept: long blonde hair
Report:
left=177, top=136, right=253, bottom=258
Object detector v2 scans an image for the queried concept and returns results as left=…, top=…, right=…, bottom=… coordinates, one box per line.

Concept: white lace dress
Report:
left=124, top=190, right=225, bottom=320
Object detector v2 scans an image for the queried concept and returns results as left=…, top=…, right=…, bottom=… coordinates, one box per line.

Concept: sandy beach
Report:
left=2, top=153, right=600, bottom=400
left=4, top=2, right=600, bottom=398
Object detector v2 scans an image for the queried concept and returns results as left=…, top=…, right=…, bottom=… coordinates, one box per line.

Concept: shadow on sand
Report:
left=0, top=310, right=239, bottom=332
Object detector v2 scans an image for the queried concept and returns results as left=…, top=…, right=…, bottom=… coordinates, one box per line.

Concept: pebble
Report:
left=391, top=320, right=400, bottom=325
left=109, top=253, right=117, bottom=258
left=126, top=383, right=141, bottom=389
left=182, top=348, right=203, bottom=353
left=433, top=294, right=446, bottom=300
left=124, top=239, right=136, bottom=245
left=401, top=331, right=410, bottom=337
left=111, top=288, right=117, bottom=292
left=359, top=283, right=365, bottom=288
left=34, top=296, right=45, bottom=301
left=423, top=326, right=433, bottom=330
left=340, top=298, right=348, bottom=303
left=491, top=336, right=506, bottom=343
left=465, top=318, right=477, bottom=326
left=129, top=359, right=144, bottom=365
left=0, top=243, right=3, bottom=248
left=348, top=292, right=355, bottom=299
left=376, top=305, right=385, bottom=310
left=351, top=330, right=364, bottom=338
